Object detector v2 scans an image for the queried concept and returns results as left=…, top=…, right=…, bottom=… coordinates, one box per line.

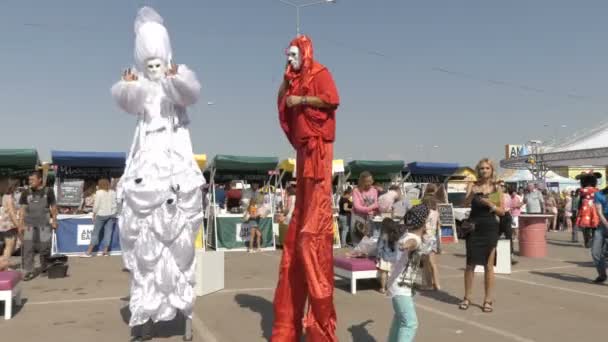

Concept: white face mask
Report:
left=287, top=46, right=301, bottom=71
left=145, top=58, right=166, bottom=81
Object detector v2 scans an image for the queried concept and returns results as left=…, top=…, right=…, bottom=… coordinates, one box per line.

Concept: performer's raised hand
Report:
left=166, top=62, right=179, bottom=76
left=285, top=95, right=302, bottom=108
left=122, top=68, right=138, bottom=82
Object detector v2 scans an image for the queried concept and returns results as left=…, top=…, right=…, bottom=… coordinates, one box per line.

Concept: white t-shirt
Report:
left=387, top=233, right=422, bottom=297
left=93, top=190, right=117, bottom=217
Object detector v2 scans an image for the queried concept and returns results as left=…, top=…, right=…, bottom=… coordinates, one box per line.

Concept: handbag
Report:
left=352, top=214, right=370, bottom=238
left=458, top=219, right=476, bottom=238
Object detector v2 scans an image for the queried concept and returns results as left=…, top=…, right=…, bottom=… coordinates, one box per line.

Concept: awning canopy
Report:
left=403, top=162, right=460, bottom=183
left=52, top=150, right=126, bottom=168
left=346, top=160, right=405, bottom=181
left=278, top=158, right=296, bottom=173
left=210, top=155, right=279, bottom=172
left=52, top=150, right=126, bottom=178
left=0, top=149, right=39, bottom=176
left=194, top=154, right=207, bottom=170
left=208, top=155, right=279, bottom=183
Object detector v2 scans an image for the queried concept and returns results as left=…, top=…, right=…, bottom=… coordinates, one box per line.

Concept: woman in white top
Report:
left=84, top=178, right=117, bottom=257
left=386, top=204, right=429, bottom=342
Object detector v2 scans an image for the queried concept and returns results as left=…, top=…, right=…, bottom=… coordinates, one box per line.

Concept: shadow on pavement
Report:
left=530, top=271, right=593, bottom=285
left=0, top=298, right=28, bottom=319
left=547, top=240, right=585, bottom=248
left=119, top=305, right=187, bottom=339
left=348, top=319, right=376, bottom=341
left=335, top=278, right=380, bottom=294
left=419, top=289, right=462, bottom=305
left=234, top=294, right=274, bottom=341
left=565, top=261, right=595, bottom=268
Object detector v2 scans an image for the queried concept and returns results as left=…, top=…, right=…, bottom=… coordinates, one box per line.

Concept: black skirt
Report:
left=466, top=214, right=499, bottom=266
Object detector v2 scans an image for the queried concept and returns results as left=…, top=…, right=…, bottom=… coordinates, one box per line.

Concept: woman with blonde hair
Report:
left=459, top=158, right=505, bottom=313
left=84, top=178, right=117, bottom=257
left=352, top=171, right=379, bottom=241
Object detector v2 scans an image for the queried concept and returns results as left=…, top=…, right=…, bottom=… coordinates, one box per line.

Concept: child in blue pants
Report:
left=386, top=204, right=428, bottom=342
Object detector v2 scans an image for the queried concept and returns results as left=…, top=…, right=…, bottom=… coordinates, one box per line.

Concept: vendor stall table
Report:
left=54, top=214, right=121, bottom=256
left=209, top=213, right=275, bottom=252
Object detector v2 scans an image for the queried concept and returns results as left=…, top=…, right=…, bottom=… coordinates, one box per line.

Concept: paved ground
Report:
left=1, top=231, right=606, bottom=341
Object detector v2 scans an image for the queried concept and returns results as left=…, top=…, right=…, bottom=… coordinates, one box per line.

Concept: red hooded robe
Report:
left=272, top=35, right=339, bottom=342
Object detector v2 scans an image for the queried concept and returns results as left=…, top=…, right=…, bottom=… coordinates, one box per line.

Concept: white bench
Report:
left=0, top=270, right=23, bottom=320
left=333, top=256, right=378, bottom=294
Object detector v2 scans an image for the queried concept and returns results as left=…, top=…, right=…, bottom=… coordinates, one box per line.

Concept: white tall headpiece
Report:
left=133, top=7, right=173, bottom=71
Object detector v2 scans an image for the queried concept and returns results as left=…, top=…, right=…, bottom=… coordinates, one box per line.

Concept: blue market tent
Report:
left=403, top=162, right=460, bottom=183
left=405, top=162, right=460, bottom=176
left=52, top=150, right=126, bottom=168
left=52, top=150, right=126, bottom=178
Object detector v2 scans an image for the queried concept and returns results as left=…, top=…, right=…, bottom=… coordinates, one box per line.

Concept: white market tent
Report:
left=499, top=169, right=578, bottom=187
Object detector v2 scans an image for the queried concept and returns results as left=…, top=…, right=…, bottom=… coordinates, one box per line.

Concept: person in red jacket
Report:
left=272, top=35, right=340, bottom=342
left=575, top=171, right=602, bottom=248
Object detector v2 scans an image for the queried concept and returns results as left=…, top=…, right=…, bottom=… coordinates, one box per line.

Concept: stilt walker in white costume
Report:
left=111, top=7, right=204, bottom=341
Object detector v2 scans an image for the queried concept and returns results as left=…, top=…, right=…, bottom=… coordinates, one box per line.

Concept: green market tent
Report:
left=346, top=160, right=405, bottom=181
left=207, top=155, right=279, bottom=182
left=0, top=149, right=39, bottom=177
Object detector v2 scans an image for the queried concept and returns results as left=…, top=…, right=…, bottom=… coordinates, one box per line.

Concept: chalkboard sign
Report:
left=437, top=203, right=457, bottom=243
left=57, top=179, right=84, bottom=207
left=438, top=204, right=455, bottom=226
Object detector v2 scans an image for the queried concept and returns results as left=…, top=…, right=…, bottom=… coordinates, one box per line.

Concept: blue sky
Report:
left=0, top=0, right=607, bottom=167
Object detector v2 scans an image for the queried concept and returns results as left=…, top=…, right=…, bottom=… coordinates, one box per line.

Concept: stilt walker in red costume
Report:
left=272, top=35, right=340, bottom=342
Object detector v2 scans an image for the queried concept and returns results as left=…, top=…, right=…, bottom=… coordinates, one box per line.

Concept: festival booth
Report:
left=206, top=155, right=279, bottom=252
left=403, top=162, right=460, bottom=243
left=275, top=158, right=345, bottom=248
left=345, top=160, right=406, bottom=235
left=52, top=150, right=126, bottom=256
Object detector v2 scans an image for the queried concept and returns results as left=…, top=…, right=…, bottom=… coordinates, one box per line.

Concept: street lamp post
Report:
left=277, top=0, right=337, bottom=36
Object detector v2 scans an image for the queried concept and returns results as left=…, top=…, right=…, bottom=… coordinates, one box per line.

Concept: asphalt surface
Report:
left=1, top=231, right=605, bottom=341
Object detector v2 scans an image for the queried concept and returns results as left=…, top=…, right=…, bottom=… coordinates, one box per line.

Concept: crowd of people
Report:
left=1, top=157, right=606, bottom=341
left=0, top=171, right=120, bottom=279
left=335, top=158, right=608, bottom=341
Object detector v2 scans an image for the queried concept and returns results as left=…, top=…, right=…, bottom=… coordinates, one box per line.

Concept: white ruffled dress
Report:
left=111, top=65, right=204, bottom=327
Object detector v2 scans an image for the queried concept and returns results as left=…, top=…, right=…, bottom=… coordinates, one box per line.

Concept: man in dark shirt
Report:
left=19, top=170, right=58, bottom=281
